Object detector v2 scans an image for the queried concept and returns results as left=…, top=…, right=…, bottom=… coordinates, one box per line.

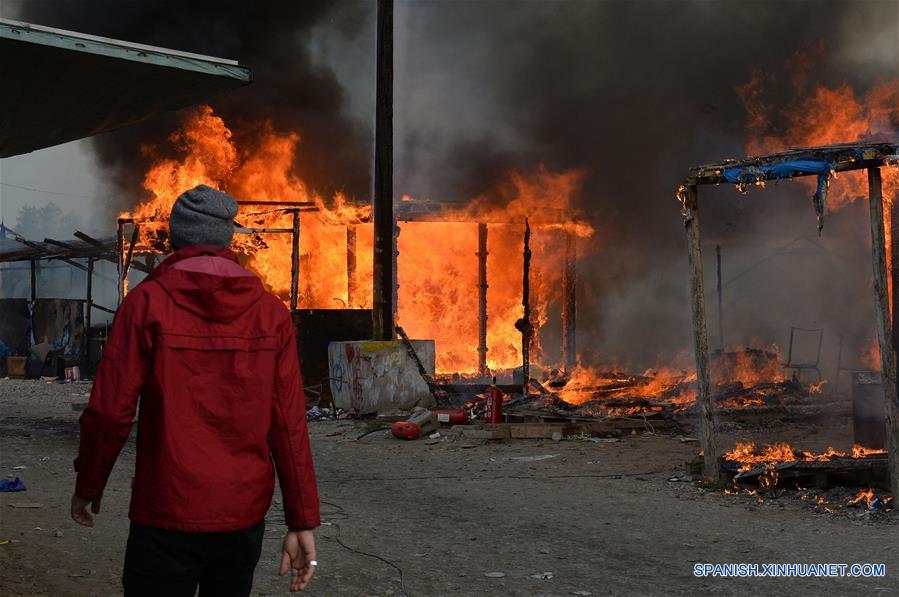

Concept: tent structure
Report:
left=678, top=141, right=899, bottom=493
left=0, top=18, right=252, bottom=157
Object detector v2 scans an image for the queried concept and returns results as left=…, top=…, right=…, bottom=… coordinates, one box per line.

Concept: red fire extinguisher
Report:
left=485, top=378, right=504, bottom=424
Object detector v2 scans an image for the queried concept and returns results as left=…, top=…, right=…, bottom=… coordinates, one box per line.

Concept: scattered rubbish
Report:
left=551, top=432, right=563, bottom=442
left=391, top=407, right=436, bottom=440
left=40, top=457, right=50, bottom=462
left=435, top=409, right=468, bottom=425
left=0, top=478, right=26, bottom=492
left=325, top=431, right=342, bottom=437
left=589, top=438, right=619, bottom=444
left=429, top=432, right=441, bottom=440
left=511, top=454, right=559, bottom=462
left=33, top=527, right=43, bottom=531
left=679, top=436, right=699, bottom=443
left=54, top=530, right=63, bottom=538
left=572, top=592, right=592, bottom=596
left=566, top=433, right=593, bottom=442
left=530, top=572, right=554, bottom=580
left=484, top=572, right=506, bottom=578
left=460, top=443, right=481, bottom=449
left=8, top=502, right=42, bottom=509
left=0, top=540, right=9, bottom=546
left=12, top=466, right=26, bottom=470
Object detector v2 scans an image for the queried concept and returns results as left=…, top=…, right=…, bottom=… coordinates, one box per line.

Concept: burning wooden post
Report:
left=477, top=222, right=488, bottom=378
left=346, top=225, right=357, bottom=308
left=518, top=218, right=533, bottom=398
left=562, top=232, right=577, bottom=370
left=683, top=182, right=718, bottom=479
left=372, top=0, right=395, bottom=341
left=867, top=166, right=899, bottom=492
left=290, top=209, right=300, bottom=310
left=116, top=220, right=124, bottom=306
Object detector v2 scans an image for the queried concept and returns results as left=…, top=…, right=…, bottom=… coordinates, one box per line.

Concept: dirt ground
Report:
left=1, top=379, right=896, bottom=596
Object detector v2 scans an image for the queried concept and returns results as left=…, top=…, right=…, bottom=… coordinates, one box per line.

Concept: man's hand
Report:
left=279, top=529, right=317, bottom=592
left=70, top=494, right=102, bottom=527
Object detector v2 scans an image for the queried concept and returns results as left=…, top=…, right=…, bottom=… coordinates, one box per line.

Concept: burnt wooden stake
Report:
left=684, top=183, right=718, bottom=479
left=521, top=218, right=532, bottom=398
left=562, top=232, right=577, bottom=370
left=716, top=244, right=724, bottom=353
left=346, top=225, right=357, bottom=308
left=867, top=166, right=899, bottom=492
left=290, top=210, right=301, bottom=311
left=372, top=0, right=395, bottom=340
left=477, top=222, right=488, bottom=378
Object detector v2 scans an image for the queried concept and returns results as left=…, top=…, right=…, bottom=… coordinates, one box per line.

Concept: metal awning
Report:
left=0, top=18, right=252, bottom=158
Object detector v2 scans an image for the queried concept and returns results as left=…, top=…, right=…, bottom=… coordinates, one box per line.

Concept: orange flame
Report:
left=123, top=106, right=594, bottom=373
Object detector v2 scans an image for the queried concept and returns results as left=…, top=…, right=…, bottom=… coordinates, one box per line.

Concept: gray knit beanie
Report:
left=169, top=185, right=238, bottom=250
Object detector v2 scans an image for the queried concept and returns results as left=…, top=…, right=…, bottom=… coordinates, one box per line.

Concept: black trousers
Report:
left=122, top=520, right=265, bottom=597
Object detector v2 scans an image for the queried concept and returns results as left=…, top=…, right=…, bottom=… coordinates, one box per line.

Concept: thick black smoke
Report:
left=14, top=0, right=899, bottom=370
left=14, top=0, right=373, bottom=207
left=392, top=1, right=899, bottom=368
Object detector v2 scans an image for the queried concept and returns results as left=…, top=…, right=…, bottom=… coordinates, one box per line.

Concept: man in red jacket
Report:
left=71, top=184, right=320, bottom=595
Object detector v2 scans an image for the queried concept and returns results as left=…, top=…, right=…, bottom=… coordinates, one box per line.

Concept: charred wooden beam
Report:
left=15, top=236, right=89, bottom=272
left=372, top=0, right=395, bottom=341
left=477, top=223, right=488, bottom=377
left=684, top=183, right=718, bottom=480
left=868, top=166, right=899, bottom=492
left=122, top=224, right=140, bottom=280
left=562, top=231, right=577, bottom=370
left=519, top=219, right=533, bottom=398
left=346, top=225, right=357, bottom=308
left=290, top=210, right=300, bottom=311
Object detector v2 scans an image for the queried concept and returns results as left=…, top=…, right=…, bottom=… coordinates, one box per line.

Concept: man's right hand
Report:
left=71, top=494, right=102, bottom=527
left=279, top=529, right=317, bottom=592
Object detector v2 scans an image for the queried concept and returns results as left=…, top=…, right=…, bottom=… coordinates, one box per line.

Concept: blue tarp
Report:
left=723, top=159, right=833, bottom=234
left=721, top=159, right=832, bottom=184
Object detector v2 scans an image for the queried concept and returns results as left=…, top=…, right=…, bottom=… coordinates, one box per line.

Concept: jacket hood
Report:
left=146, top=245, right=265, bottom=324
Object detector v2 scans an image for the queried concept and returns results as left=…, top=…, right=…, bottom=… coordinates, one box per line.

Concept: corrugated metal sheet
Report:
left=0, top=18, right=252, bottom=157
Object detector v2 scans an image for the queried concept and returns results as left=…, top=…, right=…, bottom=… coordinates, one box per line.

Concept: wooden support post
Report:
left=290, top=210, right=300, bottom=311
left=562, top=232, right=577, bottom=370
left=85, top=258, right=93, bottom=360
left=520, top=219, right=533, bottom=398
left=868, top=166, right=899, bottom=492
left=684, top=183, right=718, bottom=479
left=477, top=223, right=488, bottom=378
left=716, top=245, right=724, bottom=353
left=346, top=225, right=357, bottom=308
left=29, top=259, right=36, bottom=304
left=372, top=0, right=395, bottom=340
left=116, top=220, right=125, bottom=307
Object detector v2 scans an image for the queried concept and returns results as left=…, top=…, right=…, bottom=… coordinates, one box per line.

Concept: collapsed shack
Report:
left=678, top=141, right=899, bottom=492
left=0, top=231, right=117, bottom=375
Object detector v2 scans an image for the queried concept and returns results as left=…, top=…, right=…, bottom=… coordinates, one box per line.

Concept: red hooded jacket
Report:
left=74, top=245, right=320, bottom=532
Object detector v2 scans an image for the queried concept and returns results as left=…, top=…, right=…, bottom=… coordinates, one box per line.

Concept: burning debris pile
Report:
left=721, top=441, right=889, bottom=492
left=512, top=347, right=820, bottom=420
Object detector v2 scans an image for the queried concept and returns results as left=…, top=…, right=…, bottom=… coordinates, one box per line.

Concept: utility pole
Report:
left=372, top=0, right=395, bottom=340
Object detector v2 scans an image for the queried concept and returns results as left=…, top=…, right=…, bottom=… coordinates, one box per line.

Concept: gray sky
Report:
left=0, top=140, right=111, bottom=234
